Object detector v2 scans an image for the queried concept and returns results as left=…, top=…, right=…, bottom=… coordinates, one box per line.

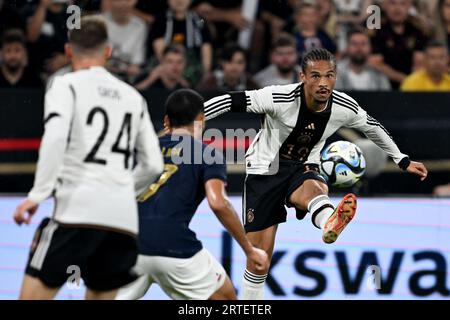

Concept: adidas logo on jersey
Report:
left=305, top=123, right=315, bottom=130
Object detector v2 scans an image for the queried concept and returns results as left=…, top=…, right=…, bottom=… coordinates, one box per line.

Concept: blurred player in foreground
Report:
left=116, top=89, right=268, bottom=300
left=13, top=16, right=164, bottom=300
left=204, top=48, right=428, bottom=299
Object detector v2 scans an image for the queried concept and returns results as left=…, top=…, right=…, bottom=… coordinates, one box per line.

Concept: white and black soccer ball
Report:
left=320, top=141, right=366, bottom=188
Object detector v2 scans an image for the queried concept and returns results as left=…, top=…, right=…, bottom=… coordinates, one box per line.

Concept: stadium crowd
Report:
left=0, top=0, right=449, bottom=93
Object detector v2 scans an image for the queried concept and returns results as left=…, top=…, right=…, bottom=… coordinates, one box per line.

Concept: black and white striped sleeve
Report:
left=204, top=86, right=276, bottom=120
left=345, top=100, right=410, bottom=170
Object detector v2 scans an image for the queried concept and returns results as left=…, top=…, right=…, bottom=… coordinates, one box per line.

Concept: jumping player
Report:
left=204, top=48, right=428, bottom=299
left=116, top=89, right=268, bottom=300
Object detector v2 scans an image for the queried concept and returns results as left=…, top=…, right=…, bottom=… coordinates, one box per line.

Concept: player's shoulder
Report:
left=331, top=89, right=360, bottom=114
left=268, top=82, right=302, bottom=96
left=265, top=83, right=302, bottom=106
left=46, top=72, right=75, bottom=94
left=98, top=69, right=146, bottom=104
left=112, top=75, right=144, bottom=101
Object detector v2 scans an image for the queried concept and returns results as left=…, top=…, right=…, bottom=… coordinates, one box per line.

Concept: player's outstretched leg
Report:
left=322, top=193, right=357, bottom=244
left=289, top=180, right=357, bottom=244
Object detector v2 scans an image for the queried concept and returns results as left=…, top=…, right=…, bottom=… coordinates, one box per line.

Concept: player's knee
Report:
left=246, top=258, right=270, bottom=275
left=247, top=265, right=269, bottom=275
left=290, top=180, right=328, bottom=209
left=306, top=180, right=328, bottom=198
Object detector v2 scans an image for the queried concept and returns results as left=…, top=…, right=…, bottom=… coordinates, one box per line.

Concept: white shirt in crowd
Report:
left=335, top=59, right=392, bottom=91
left=103, top=12, right=148, bottom=66
left=253, top=65, right=301, bottom=87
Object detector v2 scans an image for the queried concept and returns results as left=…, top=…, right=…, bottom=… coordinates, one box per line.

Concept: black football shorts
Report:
left=25, top=218, right=138, bottom=291
left=243, top=160, right=327, bottom=233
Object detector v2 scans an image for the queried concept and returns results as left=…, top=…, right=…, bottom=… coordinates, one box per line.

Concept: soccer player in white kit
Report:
left=204, top=48, right=428, bottom=299
left=12, top=16, right=164, bottom=300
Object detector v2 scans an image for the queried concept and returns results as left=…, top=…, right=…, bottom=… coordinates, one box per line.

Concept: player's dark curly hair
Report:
left=165, top=89, right=204, bottom=128
left=301, top=48, right=336, bottom=73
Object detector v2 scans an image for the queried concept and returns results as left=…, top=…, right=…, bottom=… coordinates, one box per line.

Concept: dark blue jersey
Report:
left=137, top=134, right=227, bottom=258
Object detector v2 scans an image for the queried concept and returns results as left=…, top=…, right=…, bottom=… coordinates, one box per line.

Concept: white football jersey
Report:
left=28, top=67, right=164, bottom=234
left=205, top=83, right=409, bottom=175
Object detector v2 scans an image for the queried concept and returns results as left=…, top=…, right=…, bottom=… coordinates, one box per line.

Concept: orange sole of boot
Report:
left=323, top=194, right=357, bottom=244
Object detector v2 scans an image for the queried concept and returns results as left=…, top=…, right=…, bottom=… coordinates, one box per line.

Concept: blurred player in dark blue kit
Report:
left=117, top=89, right=268, bottom=300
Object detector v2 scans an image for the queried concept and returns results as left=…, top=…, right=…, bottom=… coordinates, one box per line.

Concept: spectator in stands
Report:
left=0, top=29, right=43, bottom=88
left=434, top=0, right=450, bottom=54
left=99, top=0, right=168, bottom=24
left=103, top=0, right=148, bottom=82
left=256, top=0, right=298, bottom=70
left=408, top=0, right=436, bottom=36
left=150, top=0, right=213, bottom=86
left=75, top=0, right=103, bottom=13
left=0, top=0, right=25, bottom=38
left=23, top=0, right=71, bottom=76
left=259, top=0, right=298, bottom=39
left=316, top=0, right=338, bottom=40
left=254, top=33, right=300, bottom=87
left=193, top=0, right=248, bottom=46
left=133, top=0, right=169, bottom=24
left=335, top=29, right=391, bottom=91
left=333, top=0, right=375, bottom=52
left=368, top=0, right=428, bottom=89
left=401, top=41, right=450, bottom=91
left=136, top=45, right=189, bottom=92
left=196, top=43, right=258, bottom=92
left=288, top=2, right=337, bottom=60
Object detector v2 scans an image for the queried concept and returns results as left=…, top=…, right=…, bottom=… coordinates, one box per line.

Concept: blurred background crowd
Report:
left=0, top=0, right=449, bottom=94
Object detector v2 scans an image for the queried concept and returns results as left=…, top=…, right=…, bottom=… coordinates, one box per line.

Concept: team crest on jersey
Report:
left=247, top=208, right=255, bottom=223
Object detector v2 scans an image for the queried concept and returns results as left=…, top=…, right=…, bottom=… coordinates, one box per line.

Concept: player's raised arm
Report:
left=205, top=179, right=269, bottom=272
left=14, top=78, right=74, bottom=225
left=345, top=99, right=428, bottom=180
left=204, top=86, right=278, bottom=120
left=133, top=100, right=165, bottom=195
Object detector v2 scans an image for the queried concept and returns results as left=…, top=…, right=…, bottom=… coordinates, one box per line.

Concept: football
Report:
left=320, top=141, right=366, bottom=188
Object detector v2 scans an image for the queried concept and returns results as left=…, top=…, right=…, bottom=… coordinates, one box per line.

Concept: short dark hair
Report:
left=219, top=43, right=246, bottom=62
left=162, top=44, right=186, bottom=59
left=165, top=89, right=204, bottom=128
left=346, top=28, right=369, bottom=42
left=1, top=29, right=26, bottom=49
left=68, top=15, right=108, bottom=53
left=301, top=48, right=336, bottom=73
left=425, top=40, right=448, bottom=52
left=271, top=33, right=296, bottom=51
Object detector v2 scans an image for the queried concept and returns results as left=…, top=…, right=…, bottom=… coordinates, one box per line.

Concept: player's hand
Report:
left=407, top=161, right=428, bottom=181
left=246, top=247, right=269, bottom=272
left=13, top=199, right=39, bottom=226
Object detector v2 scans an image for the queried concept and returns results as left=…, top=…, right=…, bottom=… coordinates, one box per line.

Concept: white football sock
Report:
left=308, top=195, right=335, bottom=229
left=240, top=269, right=267, bottom=300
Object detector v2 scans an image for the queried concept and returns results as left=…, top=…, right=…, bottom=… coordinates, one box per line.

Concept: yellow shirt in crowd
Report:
left=401, top=70, right=450, bottom=92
